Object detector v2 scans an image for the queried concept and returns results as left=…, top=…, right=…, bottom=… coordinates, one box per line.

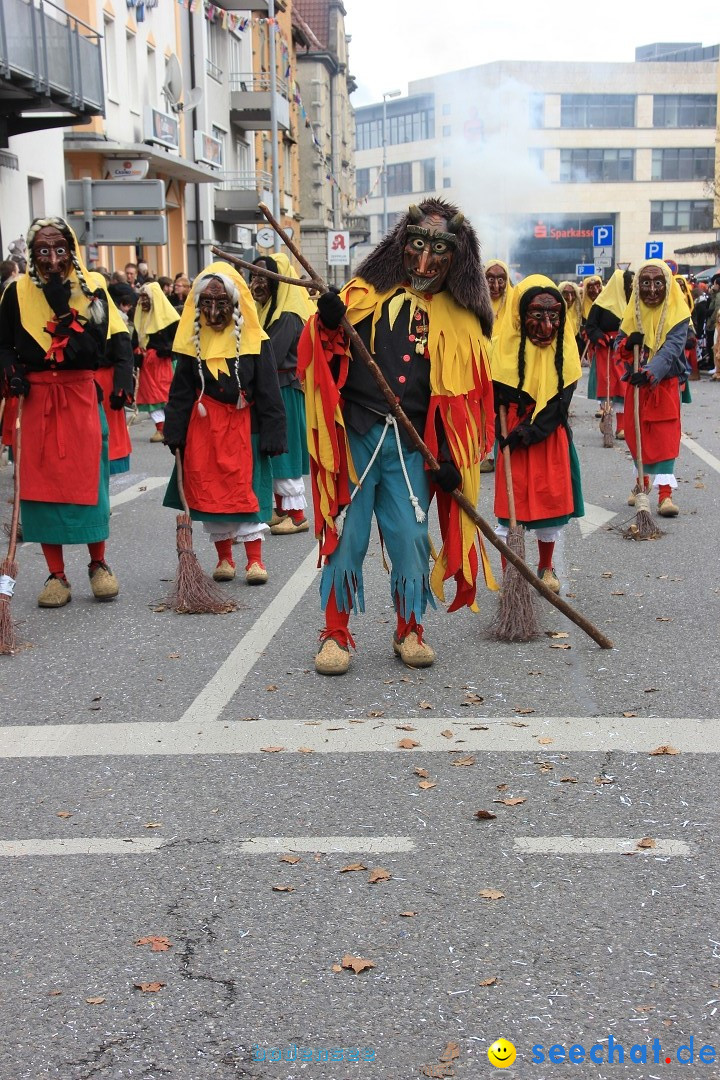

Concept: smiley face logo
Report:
left=487, top=1039, right=517, bottom=1068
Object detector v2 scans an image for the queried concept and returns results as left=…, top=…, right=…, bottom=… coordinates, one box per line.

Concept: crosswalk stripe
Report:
left=513, top=836, right=693, bottom=857
left=0, top=835, right=415, bottom=858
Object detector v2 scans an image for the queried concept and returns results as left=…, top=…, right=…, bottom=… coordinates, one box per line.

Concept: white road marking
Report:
left=110, top=477, right=167, bottom=508
left=576, top=502, right=617, bottom=539
left=514, top=836, right=692, bottom=857
left=681, top=434, right=720, bottom=475
left=179, top=543, right=320, bottom=725
left=0, top=715, right=716, bottom=758
left=0, top=835, right=414, bottom=858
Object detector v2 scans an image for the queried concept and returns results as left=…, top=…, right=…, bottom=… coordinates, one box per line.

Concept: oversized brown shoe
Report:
left=658, top=497, right=679, bottom=518
left=479, top=456, right=495, bottom=474
left=150, top=429, right=165, bottom=443
left=393, top=631, right=436, bottom=668
left=315, top=636, right=351, bottom=675
left=539, top=567, right=561, bottom=594
left=37, top=574, right=71, bottom=608
left=88, top=561, right=119, bottom=601
left=212, top=559, right=236, bottom=582
left=615, top=430, right=625, bottom=441
left=269, top=509, right=287, bottom=527
left=270, top=515, right=309, bottom=535
left=245, top=562, right=268, bottom=585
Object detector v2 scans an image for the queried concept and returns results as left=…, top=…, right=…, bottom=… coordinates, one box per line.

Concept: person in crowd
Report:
left=0, top=217, right=126, bottom=607
left=124, top=263, right=139, bottom=289
left=558, top=280, right=583, bottom=354
left=584, top=268, right=633, bottom=439
left=107, top=282, right=137, bottom=324
left=298, top=198, right=496, bottom=676
left=136, top=259, right=153, bottom=286
left=133, top=281, right=180, bottom=443
left=162, top=262, right=286, bottom=584
left=158, top=276, right=174, bottom=297
left=615, top=260, right=691, bottom=517
left=250, top=253, right=314, bottom=534
left=491, top=275, right=584, bottom=594
left=482, top=260, right=515, bottom=475
left=171, top=274, right=191, bottom=312
left=0, top=260, right=18, bottom=295
left=707, top=274, right=720, bottom=380
left=675, top=275, right=699, bottom=380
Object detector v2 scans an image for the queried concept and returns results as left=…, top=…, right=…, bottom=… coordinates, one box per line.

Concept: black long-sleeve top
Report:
left=163, top=339, right=287, bottom=456
left=493, top=381, right=577, bottom=446
left=0, top=279, right=108, bottom=377
left=264, top=311, right=304, bottom=390
left=585, top=303, right=621, bottom=345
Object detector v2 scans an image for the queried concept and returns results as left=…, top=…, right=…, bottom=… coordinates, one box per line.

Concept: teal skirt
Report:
left=271, top=385, right=309, bottom=480
left=21, top=406, right=110, bottom=545
left=163, top=433, right=273, bottom=524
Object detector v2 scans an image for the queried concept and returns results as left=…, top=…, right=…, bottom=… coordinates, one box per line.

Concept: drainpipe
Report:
left=188, top=5, right=203, bottom=273
left=268, top=0, right=281, bottom=253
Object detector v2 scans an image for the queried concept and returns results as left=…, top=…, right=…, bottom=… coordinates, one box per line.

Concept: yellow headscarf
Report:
left=14, top=219, right=116, bottom=352
left=557, top=281, right=582, bottom=337
left=592, top=268, right=629, bottom=322
left=133, top=281, right=180, bottom=348
left=675, top=275, right=694, bottom=314
left=173, top=260, right=267, bottom=378
left=253, top=252, right=315, bottom=328
left=581, top=275, right=604, bottom=319
left=619, top=259, right=690, bottom=360
left=485, top=259, right=514, bottom=338
left=491, top=274, right=582, bottom=419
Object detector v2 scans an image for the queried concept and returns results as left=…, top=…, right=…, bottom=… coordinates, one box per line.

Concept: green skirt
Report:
left=271, top=385, right=309, bottom=480
left=163, top=433, right=273, bottom=524
left=21, top=406, right=110, bottom=545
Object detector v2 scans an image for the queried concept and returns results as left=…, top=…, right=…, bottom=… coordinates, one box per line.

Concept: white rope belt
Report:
left=335, top=414, right=426, bottom=537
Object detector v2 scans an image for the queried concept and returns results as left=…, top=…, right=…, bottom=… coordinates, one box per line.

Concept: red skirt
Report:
left=183, top=395, right=258, bottom=515
left=624, top=379, right=681, bottom=467
left=593, top=341, right=624, bottom=399
left=95, top=366, right=132, bottom=463
left=494, top=401, right=574, bottom=524
left=21, top=369, right=100, bottom=504
left=136, top=348, right=173, bottom=405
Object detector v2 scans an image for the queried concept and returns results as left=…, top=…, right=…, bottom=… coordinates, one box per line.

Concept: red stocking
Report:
left=537, top=540, right=555, bottom=572
left=658, top=484, right=672, bottom=504
left=243, top=538, right=264, bottom=569
left=395, top=596, right=424, bottom=643
left=214, top=538, right=234, bottom=566
left=87, top=541, right=106, bottom=569
left=321, top=585, right=355, bottom=648
left=41, top=543, right=66, bottom=580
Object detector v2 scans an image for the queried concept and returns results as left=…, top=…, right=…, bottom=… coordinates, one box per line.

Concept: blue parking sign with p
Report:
left=593, top=225, right=613, bottom=247
left=645, top=241, right=664, bottom=260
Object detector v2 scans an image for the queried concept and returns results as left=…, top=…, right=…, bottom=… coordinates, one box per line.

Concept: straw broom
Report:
left=167, top=450, right=237, bottom=614
left=625, top=345, right=661, bottom=541
left=0, top=398, right=23, bottom=654
left=600, top=344, right=614, bottom=448
left=489, top=404, right=539, bottom=642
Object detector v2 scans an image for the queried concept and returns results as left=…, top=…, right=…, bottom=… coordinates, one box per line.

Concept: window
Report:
left=355, top=106, right=434, bottom=150
left=103, top=16, right=117, bottom=98
left=146, top=45, right=157, bottom=107
left=560, top=148, right=634, bottom=182
left=386, top=162, right=413, bottom=196
left=652, top=147, right=715, bottom=181
left=356, top=167, right=370, bottom=200
left=125, top=31, right=139, bottom=112
left=560, top=94, right=635, bottom=128
left=28, top=177, right=45, bottom=220
left=442, top=156, right=451, bottom=168
left=229, top=29, right=244, bottom=75
left=653, top=95, right=717, bottom=128
left=442, top=125, right=451, bottom=137
left=206, top=21, right=222, bottom=80
left=530, top=93, right=544, bottom=129
left=443, top=177, right=451, bottom=189
left=212, top=125, right=226, bottom=171
left=420, top=158, right=435, bottom=190
left=234, top=137, right=251, bottom=174
left=650, top=200, right=713, bottom=232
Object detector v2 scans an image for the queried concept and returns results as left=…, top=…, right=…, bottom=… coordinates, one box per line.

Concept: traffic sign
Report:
left=68, top=213, right=167, bottom=246
left=256, top=227, right=275, bottom=249
left=576, top=264, right=596, bottom=276
left=327, top=230, right=350, bottom=267
left=593, top=225, right=614, bottom=247
left=593, top=247, right=612, bottom=269
left=645, top=241, right=664, bottom=260
left=66, top=180, right=165, bottom=212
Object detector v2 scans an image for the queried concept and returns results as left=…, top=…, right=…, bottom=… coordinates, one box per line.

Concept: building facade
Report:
left=354, top=45, right=719, bottom=281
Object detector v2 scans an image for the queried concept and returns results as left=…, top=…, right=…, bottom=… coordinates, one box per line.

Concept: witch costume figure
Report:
left=134, top=281, right=180, bottom=443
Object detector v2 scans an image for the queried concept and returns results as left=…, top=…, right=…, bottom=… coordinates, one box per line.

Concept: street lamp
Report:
left=382, top=89, right=401, bottom=238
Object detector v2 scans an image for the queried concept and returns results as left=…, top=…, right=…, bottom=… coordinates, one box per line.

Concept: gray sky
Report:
left=345, top=0, right=717, bottom=105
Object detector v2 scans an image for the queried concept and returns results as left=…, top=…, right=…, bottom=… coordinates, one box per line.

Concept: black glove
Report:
left=42, top=276, right=72, bottom=318
left=109, top=389, right=129, bottom=411
left=628, top=370, right=650, bottom=386
left=9, top=373, right=30, bottom=397
left=317, top=288, right=346, bottom=330
left=501, top=424, right=532, bottom=452
left=625, top=331, right=644, bottom=351
left=434, top=460, right=462, bottom=492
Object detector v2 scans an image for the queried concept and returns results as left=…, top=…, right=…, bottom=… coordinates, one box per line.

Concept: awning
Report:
left=674, top=239, right=720, bottom=256
left=64, top=138, right=220, bottom=184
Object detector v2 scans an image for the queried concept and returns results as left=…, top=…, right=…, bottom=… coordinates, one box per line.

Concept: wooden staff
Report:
left=217, top=205, right=613, bottom=649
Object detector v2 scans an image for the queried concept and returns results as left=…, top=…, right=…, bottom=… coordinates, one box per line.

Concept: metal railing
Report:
left=215, top=171, right=273, bottom=191
left=228, top=71, right=289, bottom=98
left=205, top=58, right=223, bottom=82
left=0, top=0, right=104, bottom=113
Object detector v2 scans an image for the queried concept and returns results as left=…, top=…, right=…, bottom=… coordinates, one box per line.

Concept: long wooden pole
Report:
left=217, top=206, right=613, bottom=649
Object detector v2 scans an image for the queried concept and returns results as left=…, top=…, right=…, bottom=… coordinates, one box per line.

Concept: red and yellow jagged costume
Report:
left=298, top=278, right=498, bottom=612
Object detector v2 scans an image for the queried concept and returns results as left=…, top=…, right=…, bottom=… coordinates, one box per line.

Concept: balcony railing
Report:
left=228, top=72, right=289, bottom=98
left=215, top=171, right=273, bottom=192
left=0, top=0, right=104, bottom=114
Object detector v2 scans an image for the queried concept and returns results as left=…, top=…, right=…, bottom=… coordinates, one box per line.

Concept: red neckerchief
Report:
left=44, top=310, right=84, bottom=365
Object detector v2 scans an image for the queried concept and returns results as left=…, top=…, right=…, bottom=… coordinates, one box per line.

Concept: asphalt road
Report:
left=1, top=373, right=719, bottom=1080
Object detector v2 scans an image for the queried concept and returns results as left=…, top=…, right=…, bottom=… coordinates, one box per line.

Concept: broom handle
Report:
left=6, top=398, right=22, bottom=565
left=175, top=449, right=191, bottom=517
left=498, top=404, right=518, bottom=529
left=255, top=203, right=613, bottom=650
left=209, top=247, right=315, bottom=291
left=632, top=345, right=646, bottom=492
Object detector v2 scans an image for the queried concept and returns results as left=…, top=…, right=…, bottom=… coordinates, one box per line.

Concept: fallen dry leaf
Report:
left=440, top=1043, right=461, bottom=1062
left=594, top=776, right=615, bottom=785
left=546, top=631, right=569, bottom=639
left=622, top=711, right=638, bottom=718
left=550, top=643, right=572, bottom=650
left=470, top=725, right=489, bottom=731
left=643, top=687, right=659, bottom=694
left=296, top=746, right=315, bottom=754
left=349, top=719, right=367, bottom=724
left=478, top=889, right=505, bottom=901
left=601, top=571, right=613, bottom=578
left=494, top=797, right=526, bottom=806
left=272, top=885, right=295, bottom=892
left=167, top=652, right=181, bottom=659
left=450, top=756, right=476, bottom=767
left=509, top=721, right=528, bottom=728
left=143, top=822, right=162, bottom=829
left=464, top=692, right=485, bottom=704
left=340, top=862, right=367, bottom=873
left=414, top=767, right=430, bottom=778
left=48, top=990, right=62, bottom=997
left=611, top=590, right=625, bottom=596
left=260, top=746, right=285, bottom=753
left=56, top=811, right=72, bottom=819
left=441, top=729, right=454, bottom=739
left=331, top=963, right=342, bottom=972
left=134, top=936, right=172, bottom=952
left=649, top=745, right=680, bottom=756
left=536, top=736, right=554, bottom=745
left=279, top=854, right=301, bottom=864
left=133, top=982, right=166, bottom=993
left=418, top=780, right=437, bottom=790
left=367, top=867, right=391, bottom=884
left=637, top=837, right=656, bottom=849
left=397, top=738, right=420, bottom=749
left=515, top=708, right=535, bottom=715
left=85, top=996, right=105, bottom=1005
left=396, top=723, right=416, bottom=731
left=560, top=776, right=579, bottom=783
left=474, top=809, right=497, bottom=820
left=695, top=481, right=705, bottom=489
left=399, top=911, right=417, bottom=917
left=418, top=701, right=433, bottom=710
left=478, top=977, right=498, bottom=987
left=496, top=783, right=508, bottom=791
left=538, top=761, right=554, bottom=773
left=341, top=954, right=375, bottom=974
left=265, top=685, right=278, bottom=692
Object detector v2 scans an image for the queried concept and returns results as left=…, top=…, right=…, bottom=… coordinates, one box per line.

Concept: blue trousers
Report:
left=320, top=421, right=435, bottom=624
